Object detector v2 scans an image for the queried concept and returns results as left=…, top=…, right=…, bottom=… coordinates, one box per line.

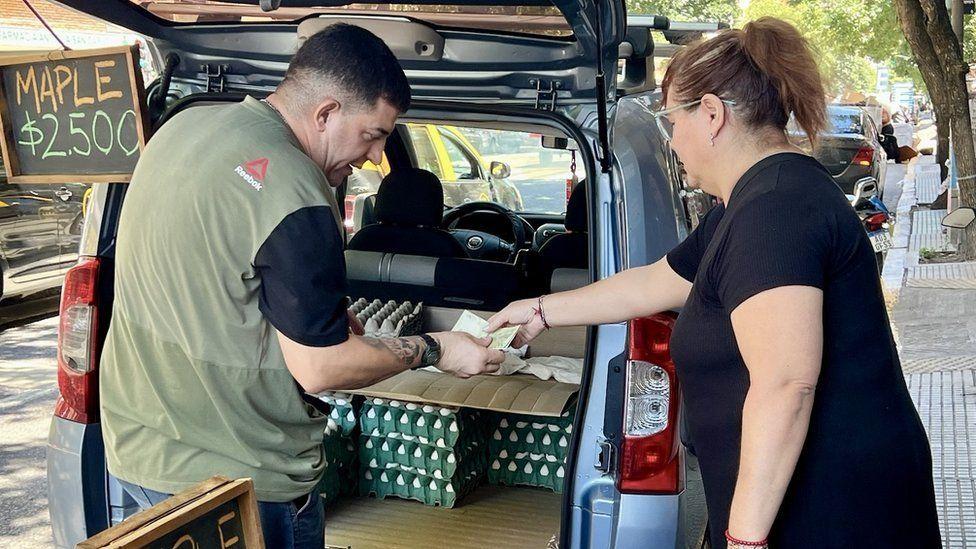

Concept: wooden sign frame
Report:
left=0, top=45, right=150, bottom=184
left=77, top=476, right=265, bottom=549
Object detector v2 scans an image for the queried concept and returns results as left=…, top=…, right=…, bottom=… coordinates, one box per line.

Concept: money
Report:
left=452, top=310, right=519, bottom=350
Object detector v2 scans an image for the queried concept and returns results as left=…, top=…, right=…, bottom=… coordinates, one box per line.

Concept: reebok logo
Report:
left=235, top=157, right=268, bottom=191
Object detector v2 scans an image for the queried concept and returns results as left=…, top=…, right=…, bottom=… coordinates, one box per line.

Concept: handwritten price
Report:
left=17, top=109, right=138, bottom=159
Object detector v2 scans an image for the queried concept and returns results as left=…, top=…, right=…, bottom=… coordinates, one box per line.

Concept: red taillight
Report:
left=54, top=257, right=101, bottom=424
left=618, top=313, right=683, bottom=494
left=865, top=212, right=889, bottom=232
left=852, top=146, right=874, bottom=166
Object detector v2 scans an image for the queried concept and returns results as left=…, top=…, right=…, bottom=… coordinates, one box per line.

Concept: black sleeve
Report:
left=254, top=206, right=349, bottom=347
left=713, top=194, right=830, bottom=312
left=666, top=204, right=724, bottom=282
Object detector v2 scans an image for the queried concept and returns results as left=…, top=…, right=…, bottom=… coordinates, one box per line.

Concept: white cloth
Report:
left=425, top=349, right=583, bottom=385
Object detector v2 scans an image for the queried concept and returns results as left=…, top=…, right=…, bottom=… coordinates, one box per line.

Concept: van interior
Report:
left=327, top=115, right=591, bottom=547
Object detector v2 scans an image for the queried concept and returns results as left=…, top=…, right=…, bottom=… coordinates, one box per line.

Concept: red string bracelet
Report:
left=536, top=296, right=551, bottom=330
left=725, top=530, right=768, bottom=547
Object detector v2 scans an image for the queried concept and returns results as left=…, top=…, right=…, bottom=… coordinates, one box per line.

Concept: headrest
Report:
left=374, top=168, right=445, bottom=227
left=565, top=180, right=587, bottom=233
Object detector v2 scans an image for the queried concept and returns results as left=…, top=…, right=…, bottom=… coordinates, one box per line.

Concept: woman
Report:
left=488, top=18, right=940, bottom=549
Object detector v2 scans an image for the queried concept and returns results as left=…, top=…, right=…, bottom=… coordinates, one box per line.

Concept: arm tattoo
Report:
left=362, top=336, right=425, bottom=368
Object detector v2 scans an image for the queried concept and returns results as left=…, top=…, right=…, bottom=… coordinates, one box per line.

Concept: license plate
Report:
left=869, top=230, right=893, bottom=253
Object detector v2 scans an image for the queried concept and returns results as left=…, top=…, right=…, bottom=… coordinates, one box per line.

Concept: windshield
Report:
left=129, top=1, right=572, bottom=36
left=827, top=109, right=864, bottom=135
left=347, top=123, right=583, bottom=218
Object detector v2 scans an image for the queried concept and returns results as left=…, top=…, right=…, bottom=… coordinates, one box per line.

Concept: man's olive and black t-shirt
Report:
left=100, top=96, right=349, bottom=502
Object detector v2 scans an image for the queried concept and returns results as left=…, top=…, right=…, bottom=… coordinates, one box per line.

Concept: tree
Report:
left=894, top=0, right=976, bottom=256
left=625, top=0, right=739, bottom=22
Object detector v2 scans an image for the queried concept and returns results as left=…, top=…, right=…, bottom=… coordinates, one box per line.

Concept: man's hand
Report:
left=430, top=332, right=505, bottom=379
left=486, top=298, right=547, bottom=348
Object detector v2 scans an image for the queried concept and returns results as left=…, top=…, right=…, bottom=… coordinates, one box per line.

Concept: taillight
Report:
left=618, top=313, right=682, bottom=494
left=852, top=146, right=874, bottom=166
left=865, top=212, right=889, bottom=232
left=54, top=257, right=101, bottom=424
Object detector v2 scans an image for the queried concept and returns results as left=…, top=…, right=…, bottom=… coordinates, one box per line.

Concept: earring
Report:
left=709, top=134, right=715, bottom=147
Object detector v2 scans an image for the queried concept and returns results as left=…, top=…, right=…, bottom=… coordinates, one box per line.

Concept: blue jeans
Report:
left=118, top=479, right=324, bottom=549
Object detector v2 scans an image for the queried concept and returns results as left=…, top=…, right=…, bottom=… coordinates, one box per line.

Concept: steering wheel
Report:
left=441, top=201, right=528, bottom=262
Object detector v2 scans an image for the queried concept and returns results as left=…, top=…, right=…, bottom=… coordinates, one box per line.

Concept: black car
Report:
left=0, top=158, right=90, bottom=326
left=792, top=105, right=889, bottom=197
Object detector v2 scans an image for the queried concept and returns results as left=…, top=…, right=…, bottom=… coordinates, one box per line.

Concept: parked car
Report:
left=343, top=123, right=523, bottom=237
left=792, top=104, right=889, bottom=197
left=0, top=158, right=89, bottom=326
left=47, top=3, right=703, bottom=549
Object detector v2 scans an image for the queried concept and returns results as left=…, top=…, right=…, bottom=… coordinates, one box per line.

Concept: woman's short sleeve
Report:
left=714, top=195, right=831, bottom=312
left=666, top=204, right=724, bottom=282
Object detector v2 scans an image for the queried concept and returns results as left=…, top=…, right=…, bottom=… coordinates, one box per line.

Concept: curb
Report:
left=882, top=159, right=920, bottom=297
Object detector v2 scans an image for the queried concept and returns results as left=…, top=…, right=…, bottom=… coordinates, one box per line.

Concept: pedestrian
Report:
left=487, top=17, right=940, bottom=549
left=99, top=23, right=503, bottom=549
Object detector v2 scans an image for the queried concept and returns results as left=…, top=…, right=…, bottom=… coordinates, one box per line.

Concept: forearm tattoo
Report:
left=362, top=336, right=425, bottom=368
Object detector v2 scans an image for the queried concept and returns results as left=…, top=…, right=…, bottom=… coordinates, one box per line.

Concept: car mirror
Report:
left=490, top=161, right=511, bottom=180
left=942, top=207, right=976, bottom=229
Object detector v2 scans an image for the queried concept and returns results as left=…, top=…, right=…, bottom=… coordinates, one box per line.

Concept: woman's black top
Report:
left=667, top=153, right=940, bottom=549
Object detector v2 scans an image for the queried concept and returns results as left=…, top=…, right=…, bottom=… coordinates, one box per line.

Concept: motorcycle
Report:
left=848, top=177, right=893, bottom=271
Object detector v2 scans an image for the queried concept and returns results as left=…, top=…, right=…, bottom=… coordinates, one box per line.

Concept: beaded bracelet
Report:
left=725, top=530, right=768, bottom=548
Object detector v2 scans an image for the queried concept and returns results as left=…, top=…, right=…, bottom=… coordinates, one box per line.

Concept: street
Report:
left=0, top=316, right=58, bottom=549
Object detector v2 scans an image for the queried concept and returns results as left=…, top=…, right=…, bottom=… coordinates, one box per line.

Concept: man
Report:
left=99, top=24, right=503, bottom=548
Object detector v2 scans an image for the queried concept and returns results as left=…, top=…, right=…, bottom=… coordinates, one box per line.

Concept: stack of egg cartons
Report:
left=316, top=392, right=359, bottom=505
left=487, top=406, right=576, bottom=493
left=358, top=398, right=489, bottom=507
left=348, top=298, right=423, bottom=337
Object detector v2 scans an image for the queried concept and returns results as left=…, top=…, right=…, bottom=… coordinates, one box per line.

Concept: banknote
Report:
left=452, top=310, right=519, bottom=350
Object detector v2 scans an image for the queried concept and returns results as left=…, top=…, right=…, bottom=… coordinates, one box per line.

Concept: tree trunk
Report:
left=919, top=0, right=976, bottom=255
left=895, top=1, right=950, bottom=176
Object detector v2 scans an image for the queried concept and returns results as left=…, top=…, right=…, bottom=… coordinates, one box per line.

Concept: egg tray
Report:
left=359, top=429, right=487, bottom=480
left=487, top=407, right=575, bottom=458
left=316, top=391, right=359, bottom=437
left=359, top=398, right=490, bottom=447
left=359, top=461, right=485, bottom=508
left=487, top=450, right=566, bottom=494
left=319, top=427, right=358, bottom=505
left=348, top=298, right=424, bottom=338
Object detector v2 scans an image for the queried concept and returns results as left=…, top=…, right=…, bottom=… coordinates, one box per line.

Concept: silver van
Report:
left=46, top=1, right=708, bottom=547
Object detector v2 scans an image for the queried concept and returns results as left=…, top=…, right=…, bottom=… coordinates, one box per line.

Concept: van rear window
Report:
left=130, top=1, right=573, bottom=36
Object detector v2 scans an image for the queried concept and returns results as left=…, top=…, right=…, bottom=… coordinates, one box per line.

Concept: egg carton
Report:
left=359, top=461, right=484, bottom=508
left=359, top=429, right=487, bottom=479
left=488, top=410, right=574, bottom=459
left=359, top=398, right=490, bottom=446
left=319, top=425, right=358, bottom=505
left=348, top=298, right=424, bottom=338
left=487, top=450, right=567, bottom=494
left=316, top=391, right=358, bottom=437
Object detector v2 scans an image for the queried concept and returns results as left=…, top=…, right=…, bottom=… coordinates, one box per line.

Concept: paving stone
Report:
left=916, top=168, right=944, bottom=205
left=905, top=370, right=976, bottom=547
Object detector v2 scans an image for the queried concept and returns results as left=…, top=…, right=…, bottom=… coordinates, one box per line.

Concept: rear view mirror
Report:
left=490, top=161, right=511, bottom=180
left=942, top=207, right=976, bottom=229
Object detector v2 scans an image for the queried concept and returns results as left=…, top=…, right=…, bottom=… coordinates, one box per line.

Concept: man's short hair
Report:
left=282, top=23, right=410, bottom=113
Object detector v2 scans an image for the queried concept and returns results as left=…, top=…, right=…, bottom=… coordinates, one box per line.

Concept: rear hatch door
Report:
left=55, top=0, right=626, bottom=113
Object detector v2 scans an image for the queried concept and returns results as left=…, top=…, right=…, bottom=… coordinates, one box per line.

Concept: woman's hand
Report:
left=487, top=298, right=547, bottom=348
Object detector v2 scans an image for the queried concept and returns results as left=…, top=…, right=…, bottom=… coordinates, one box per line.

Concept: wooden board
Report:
left=77, top=476, right=265, bottom=549
left=0, top=45, right=150, bottom=183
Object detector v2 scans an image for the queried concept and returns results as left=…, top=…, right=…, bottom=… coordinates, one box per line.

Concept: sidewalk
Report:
left=884, top=153, right=976, bottom=547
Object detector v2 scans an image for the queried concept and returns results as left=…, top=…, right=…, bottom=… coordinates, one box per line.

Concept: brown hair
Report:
left=661, top=17, right=827, bottom=145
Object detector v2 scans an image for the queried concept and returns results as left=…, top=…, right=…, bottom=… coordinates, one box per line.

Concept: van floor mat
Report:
left=324, top=485, right=561, bottom=548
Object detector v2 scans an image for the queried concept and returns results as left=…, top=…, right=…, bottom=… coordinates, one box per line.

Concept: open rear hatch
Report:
left=55, top=0, right=626, bottom=114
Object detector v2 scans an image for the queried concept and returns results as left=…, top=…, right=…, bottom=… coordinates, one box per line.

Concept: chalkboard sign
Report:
left=0, top=45, right=149, bottom=183
left=77, top=476, right=265, bottom=549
